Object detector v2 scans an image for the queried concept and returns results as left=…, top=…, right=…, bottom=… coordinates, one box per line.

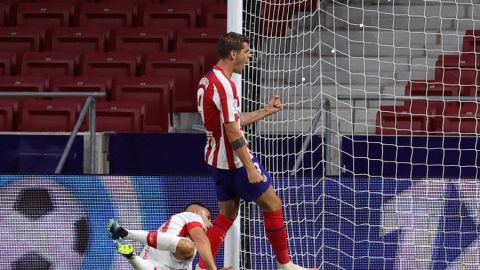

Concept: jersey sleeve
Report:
left=214, top=80, right=238, bottom=124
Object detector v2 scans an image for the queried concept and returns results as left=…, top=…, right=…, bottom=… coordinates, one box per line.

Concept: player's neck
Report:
left=216, top=60, right=234, bottom=78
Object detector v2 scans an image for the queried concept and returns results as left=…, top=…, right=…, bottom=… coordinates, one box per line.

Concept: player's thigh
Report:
left=208, top=165, right=237, bottom=201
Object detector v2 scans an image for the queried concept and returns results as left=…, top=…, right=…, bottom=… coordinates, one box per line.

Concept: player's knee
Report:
left=175, top=238, right=196, bottom=260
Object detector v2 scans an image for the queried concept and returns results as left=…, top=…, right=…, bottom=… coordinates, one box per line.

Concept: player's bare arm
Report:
left=189, top=227, right=218, bottom=270
left=224, top=122, right=265, bottom=184
left=240, top=95, right=282, bottom=127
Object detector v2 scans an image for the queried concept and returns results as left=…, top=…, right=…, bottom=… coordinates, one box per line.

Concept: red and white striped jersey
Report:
left=197, top=66, right=243, bottom=169
left=140, top=212, right=205, bottom=269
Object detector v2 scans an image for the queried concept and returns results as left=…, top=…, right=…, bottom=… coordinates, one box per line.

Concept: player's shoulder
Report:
left=174, top=211, right=204, bottom=224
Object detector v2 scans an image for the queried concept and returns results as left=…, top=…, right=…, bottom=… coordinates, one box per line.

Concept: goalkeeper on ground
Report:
left=108, top=202, right=231, bottom=270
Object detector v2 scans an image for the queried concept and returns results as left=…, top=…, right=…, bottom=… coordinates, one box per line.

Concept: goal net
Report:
left=240, top=0, right=480, bottom=269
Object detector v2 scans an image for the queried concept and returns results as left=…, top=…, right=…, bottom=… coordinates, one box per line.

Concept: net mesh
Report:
left=240, top=0, right=480, bottom=269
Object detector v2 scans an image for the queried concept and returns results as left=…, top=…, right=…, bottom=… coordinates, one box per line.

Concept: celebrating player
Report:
left=108, top=202, right=231, bottom=270
left=196, top=32, right=317, bottom=270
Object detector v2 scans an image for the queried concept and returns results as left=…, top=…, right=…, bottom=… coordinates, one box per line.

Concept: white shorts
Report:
left=139, top=245, right=196, bottom=270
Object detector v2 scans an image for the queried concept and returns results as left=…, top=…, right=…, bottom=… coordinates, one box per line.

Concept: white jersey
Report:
left=139, top=212, right=206, bottom=270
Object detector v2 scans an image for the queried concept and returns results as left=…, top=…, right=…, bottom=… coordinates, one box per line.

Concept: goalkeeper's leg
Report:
left=114, top=240, right=156, bottom=270
left=108, top=219, right=183, bottom=254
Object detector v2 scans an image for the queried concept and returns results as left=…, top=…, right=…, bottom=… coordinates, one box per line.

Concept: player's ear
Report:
left=230, top=50, right=237, bottom=60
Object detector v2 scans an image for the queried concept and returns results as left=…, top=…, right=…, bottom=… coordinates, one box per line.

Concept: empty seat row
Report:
left=376, top=102, right=480, bottom=135
left=0, top=2, right=226, bottom=29
left=0, top=51, right=204, bottom=112
left=0, top=27, right=224, bottom=70
left=405, top=80, right=479, bottom=97
left=0, top=99, right=148, bottom=132
left=0, top=76, right=174, bottom=131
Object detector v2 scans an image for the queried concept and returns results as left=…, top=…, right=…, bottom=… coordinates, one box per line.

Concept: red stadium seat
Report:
left=114, top=27, right=173, bottom=54
left=82, top=52, right=140, bottom=77
left=86, top=101, right=144, bottom=132
left=0, top=99, right=17, bottom=131
left=144, top=52, right=203, bottom=112
left=0, top=27, right=45, bottom=53
left=78, top=3, right=137, bottom=29
left=405, top=80, right=460, bottom=97
left=176, top=28, right=224, bottom=70
left=206, top=3, right=226, bottom=29
left=435, top=53, right=479, bottom=85
left=0, top=52, right=15, bottom=75
left=113, top=76, right=173, bottom=132
left=50, top=27, right=110, bottom=53
left=0, top=76, right=49, bottom=92
left=142, top=3, right=200, bottom=29
left=0, top=2, right=9, bottom=26
left=441, top=103, right=480, bottom=134
left=462, top=29, right=480, bottom=53
left=17, top=3, right=74, bottom=28
left=51, top=76, right=111, bottom=100
left=376, top=104, right=431, bottom=135
left=18, top=99, right=81, bottom=132
left=19, top=52, right=77, bottom=76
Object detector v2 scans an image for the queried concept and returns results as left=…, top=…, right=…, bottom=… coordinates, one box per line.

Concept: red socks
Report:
left=264, top=209, right=290, bottom=264
left=198, top=214, right=234, bottom=268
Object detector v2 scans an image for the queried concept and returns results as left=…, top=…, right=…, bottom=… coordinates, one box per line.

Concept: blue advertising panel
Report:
left=0, top=175, right=219, bottom=269
left=1, top=175, right=478, bottom=269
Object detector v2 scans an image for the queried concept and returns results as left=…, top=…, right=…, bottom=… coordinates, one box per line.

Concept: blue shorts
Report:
left=208, top=157, right=272, bottom=202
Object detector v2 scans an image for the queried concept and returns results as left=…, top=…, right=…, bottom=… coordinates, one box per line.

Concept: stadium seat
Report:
left=49, top=27, right=110, bottom=53
left=17, top=3, right=74, bottom=28
left=113, top=27, right=173, bottom=55
left=0, top=52, right=15, bottom=75
left=441, top=103, right=480, bottom=134
left=82, top=52, right=140, bottom=77
left=78, top=3, right=137, bottom=29
left=435, top=53, right=479, bottom=85
left=0, top=99, right=17, bottom=131
left=17, top=99, right=81, bottom=132
left=0, top=2, right=9, bottom=26
left=112, top=76, right=174, bottom=132
left=206, top=3, right=226, bottom=29
left=405, top=80, right=460, bottom=97
left=144, top=52, right=203, bottom=112
left=376, top=104, right=431, bottom=135
left=462, top=29, right=480, bottom=53
left=0, top=27, right=45, bottom=53
left=19, top=52, right=77, bottom=76
left=51, top=76, right=111, bottom=100
left=175, top=28, right=225, bottom=70
left=0, top=76, right=49, bottom=92
left=85, top=101, right=144, bottom=132
left=142, top=3, right=200, bottom=29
